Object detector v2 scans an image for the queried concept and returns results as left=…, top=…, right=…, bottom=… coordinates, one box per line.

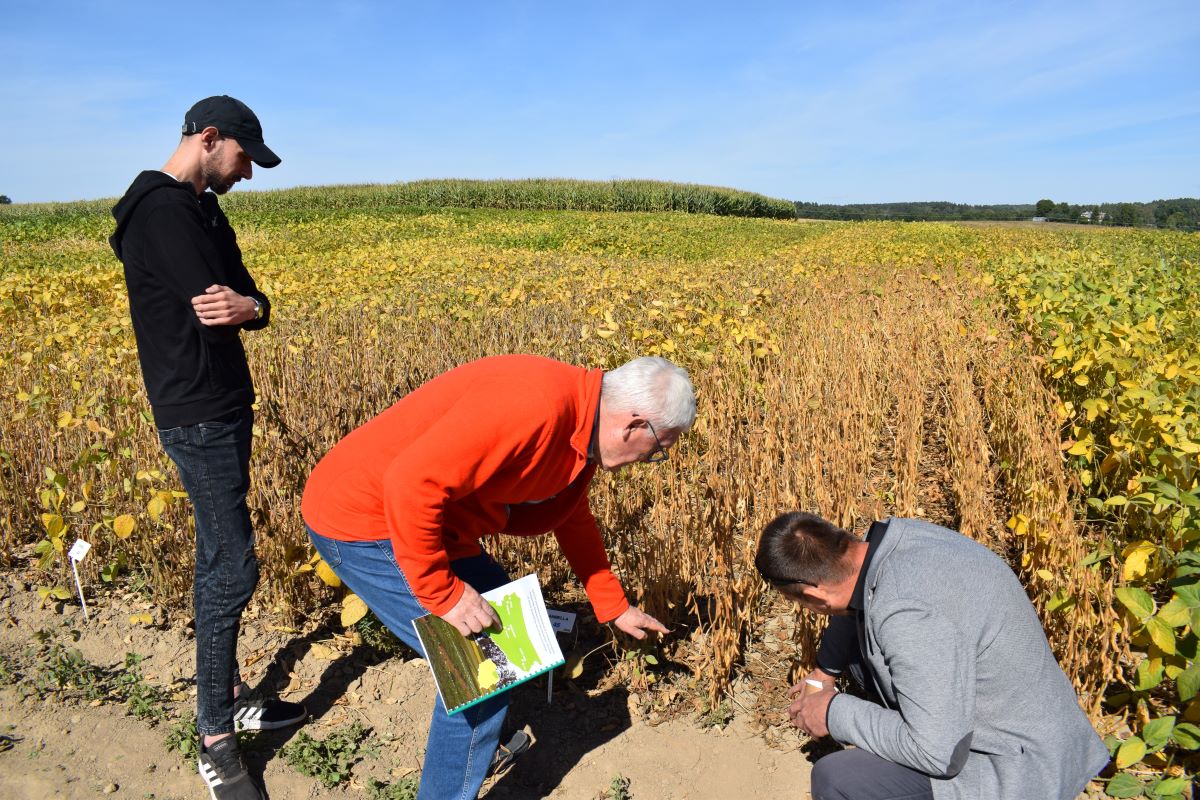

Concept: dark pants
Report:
left=811, top=748, right=934, bottom=800
left=159, top=409, right=257, bottom=737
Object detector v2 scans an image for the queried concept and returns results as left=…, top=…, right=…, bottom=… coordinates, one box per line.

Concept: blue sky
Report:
left=3, top=1, right=1198, bottom=205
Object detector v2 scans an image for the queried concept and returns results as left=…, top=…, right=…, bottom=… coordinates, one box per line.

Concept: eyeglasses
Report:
left=642, top=418, right=669, bottom=463
left=755, top=565, right=815, bottom=588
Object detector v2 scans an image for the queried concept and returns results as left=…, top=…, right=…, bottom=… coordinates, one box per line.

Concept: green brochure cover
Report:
left=413, top=573, right=565, bottom=715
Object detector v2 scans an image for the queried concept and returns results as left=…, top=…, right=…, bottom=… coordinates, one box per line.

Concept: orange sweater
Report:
left=301, top=354, right=629, bottom=622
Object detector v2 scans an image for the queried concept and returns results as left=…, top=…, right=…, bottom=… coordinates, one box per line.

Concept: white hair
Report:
left=601, top=356, right=696, bottom=431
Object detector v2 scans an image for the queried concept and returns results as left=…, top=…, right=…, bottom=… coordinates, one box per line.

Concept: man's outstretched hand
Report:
left=611, top=605, right=668, bottom=639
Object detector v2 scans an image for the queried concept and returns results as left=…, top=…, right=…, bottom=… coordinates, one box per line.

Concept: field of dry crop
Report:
left=2, top=187, right=1197, bottom=797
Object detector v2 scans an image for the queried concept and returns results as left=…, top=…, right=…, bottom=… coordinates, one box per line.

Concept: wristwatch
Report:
left=252, top=297, right=264, bottom=320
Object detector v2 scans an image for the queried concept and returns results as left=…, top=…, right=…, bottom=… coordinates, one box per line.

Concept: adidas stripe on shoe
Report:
left=233, top=695, right=306, bottom=732
left=198, top=736, right=263, bottom=800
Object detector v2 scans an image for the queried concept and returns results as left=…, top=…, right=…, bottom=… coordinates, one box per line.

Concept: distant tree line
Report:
left=794, top=198, right=1200, bottom=230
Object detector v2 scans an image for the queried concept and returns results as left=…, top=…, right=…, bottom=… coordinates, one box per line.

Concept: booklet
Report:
left=413, top=573, right=565, bottom=715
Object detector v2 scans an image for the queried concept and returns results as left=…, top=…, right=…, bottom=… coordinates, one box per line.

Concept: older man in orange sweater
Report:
left=301, top=354, right=695, bottom=800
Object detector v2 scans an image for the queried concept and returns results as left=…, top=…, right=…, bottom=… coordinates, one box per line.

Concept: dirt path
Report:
left=0, top=574, right=812, bottom=799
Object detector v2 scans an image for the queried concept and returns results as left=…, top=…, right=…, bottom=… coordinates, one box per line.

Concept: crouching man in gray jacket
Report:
left=756, top=512, right=1109, bottom=800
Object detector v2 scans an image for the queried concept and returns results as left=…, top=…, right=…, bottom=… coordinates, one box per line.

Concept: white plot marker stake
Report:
left=546, top=609, right=576, bottom=705
left=67, top=539, right=92, bottom=622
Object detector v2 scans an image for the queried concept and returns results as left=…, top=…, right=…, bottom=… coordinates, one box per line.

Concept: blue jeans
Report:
left=307, top=524, right=509, bottom=800
left=159, top=409, right=257, bottom=737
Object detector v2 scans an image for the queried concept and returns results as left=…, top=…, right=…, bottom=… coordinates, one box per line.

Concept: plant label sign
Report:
left=547, top=609, right=576, bottom=634
left=68, top=539, right=92, bottom=562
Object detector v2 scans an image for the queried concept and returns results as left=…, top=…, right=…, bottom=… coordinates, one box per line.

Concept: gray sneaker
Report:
left=198, top=736, right=263, bottom=800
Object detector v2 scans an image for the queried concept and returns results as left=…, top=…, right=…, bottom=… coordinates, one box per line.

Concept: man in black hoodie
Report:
left=110, top=96, right=304, bottom=800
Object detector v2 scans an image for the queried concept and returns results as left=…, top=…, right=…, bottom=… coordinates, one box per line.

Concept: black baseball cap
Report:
left=182, top=95, right=281, bottom=168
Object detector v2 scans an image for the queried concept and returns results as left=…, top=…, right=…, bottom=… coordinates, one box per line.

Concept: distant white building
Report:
left=1079, top=210, right=1108, bottom=223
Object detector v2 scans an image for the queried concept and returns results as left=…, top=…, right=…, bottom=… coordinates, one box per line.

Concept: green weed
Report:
left=0, top=653, right=19, bottom=684
left=355, top=612, right=412, bottom=658
left=163, top=713, right=199, bottom=765
left=31, top=641, right=106, bottom=699
left=280, top=722, right=379, bottom=788
left=366, top=775, right=420, bottom=800
left=23, top=634, right=168, bottom=722
left=603, top=773, right=632, bottom=800
left=697, top=698, right=732, bottom=729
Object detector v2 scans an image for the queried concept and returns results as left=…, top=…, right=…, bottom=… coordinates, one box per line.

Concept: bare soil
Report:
left=0, top=572, right=813, bottom=800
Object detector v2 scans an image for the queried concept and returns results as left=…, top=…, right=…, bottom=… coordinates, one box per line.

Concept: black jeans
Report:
left=158, top=409, right=257, bottom=736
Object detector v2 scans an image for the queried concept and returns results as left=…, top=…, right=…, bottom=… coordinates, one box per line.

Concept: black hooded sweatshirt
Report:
left=110, top=171, right=271, bottom=429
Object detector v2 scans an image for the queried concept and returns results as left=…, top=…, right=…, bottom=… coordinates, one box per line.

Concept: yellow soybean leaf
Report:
left=57, top=411, right=74, bottom=428
left=113, top=514, right=136, bottom=539
left=315, top=559, right=342, bottom=588
left=1146, top=617, right=1176, bottom=655
left=1115, top=736, right=1146, bottom=769
left=309, top=643, right=336, bottom=660
left=43, top=513, right=66, bottom=537
left=341, top=593, right=369, bottom=627
left=128, top=612, right=153, bottom=626
left=1073, top=374, right=1089, bottom=387
left=38, top=585, right=73, bottom=602
left=1066, top=440, right=1090, bottom=456
left=564, top=651, right=586, bottom=680
left=147, top=495, right=167, bottom=522
left=1122, top=541, right=1157, bottom=582
left=1005, top=515, right=1029, bottom=535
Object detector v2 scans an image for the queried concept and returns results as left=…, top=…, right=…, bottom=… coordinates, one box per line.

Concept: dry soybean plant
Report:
left=0, top=201, right=1143, bottom=735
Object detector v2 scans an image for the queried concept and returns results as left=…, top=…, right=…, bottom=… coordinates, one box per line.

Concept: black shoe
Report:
left=198, top=736, right=263, bottom=800
left=233, top=684, right=307, bottom=731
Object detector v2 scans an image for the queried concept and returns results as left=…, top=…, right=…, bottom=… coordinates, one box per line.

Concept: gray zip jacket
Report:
left=820, top=518, right=1110, bottom=800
